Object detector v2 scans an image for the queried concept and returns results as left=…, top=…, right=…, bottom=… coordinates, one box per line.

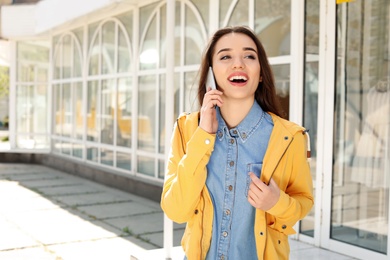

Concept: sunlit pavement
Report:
left=0, top=163, right=357, bottom=260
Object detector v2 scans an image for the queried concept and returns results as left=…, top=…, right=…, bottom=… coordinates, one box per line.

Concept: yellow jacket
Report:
left=161, top=111, right=314, bottom=260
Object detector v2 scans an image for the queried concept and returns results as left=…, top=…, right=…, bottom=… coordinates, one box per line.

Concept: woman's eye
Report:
left=220, top=55, right=231, bottom=60
left=245, top=55, right=256, bottom=60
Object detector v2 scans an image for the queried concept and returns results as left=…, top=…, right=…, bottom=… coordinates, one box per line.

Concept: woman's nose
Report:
left=232, top=57, right=245, bottom=69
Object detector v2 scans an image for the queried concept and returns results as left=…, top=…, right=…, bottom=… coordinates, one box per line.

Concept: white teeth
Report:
left=229, top=75, right=247, bottom=81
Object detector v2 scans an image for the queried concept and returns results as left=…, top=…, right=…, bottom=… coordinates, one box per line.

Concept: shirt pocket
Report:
left=245, top=163, right=263, bottom=197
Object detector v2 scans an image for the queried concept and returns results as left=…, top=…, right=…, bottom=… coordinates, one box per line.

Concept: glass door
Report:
left=331, top=0, right=389, bottom=258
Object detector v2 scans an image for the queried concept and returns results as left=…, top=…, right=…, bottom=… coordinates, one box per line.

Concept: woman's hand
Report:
left=247, top=173, right=280, bottom=211
left=199, top=88, right=223, bottom=134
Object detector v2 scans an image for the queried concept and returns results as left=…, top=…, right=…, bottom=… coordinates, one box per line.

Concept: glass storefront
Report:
left=6, top=1, right=390, bottom=258
left=332, top=0, right=389, bottom=254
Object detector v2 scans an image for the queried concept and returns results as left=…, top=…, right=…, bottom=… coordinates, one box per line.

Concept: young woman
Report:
left=161, top=26, right=314, bottom=260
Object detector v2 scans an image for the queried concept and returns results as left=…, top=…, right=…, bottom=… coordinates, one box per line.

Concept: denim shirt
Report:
left=205, top=102, right=273, bottom=260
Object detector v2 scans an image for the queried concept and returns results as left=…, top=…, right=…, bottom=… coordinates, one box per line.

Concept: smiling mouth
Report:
left=229, top=75, right=248, bottom=83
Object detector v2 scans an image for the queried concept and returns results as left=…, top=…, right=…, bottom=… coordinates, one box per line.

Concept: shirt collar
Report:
left=216, top=101, right=273, bottom=142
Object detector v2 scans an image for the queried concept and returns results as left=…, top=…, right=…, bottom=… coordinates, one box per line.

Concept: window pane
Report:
left=74, top=82, right=83, bottom=140
left=255, top=1, right=291, bottom=57
left=118, top=28, right=131, bottom=73
left=140, top=16, right=157, bottom=70
left=100, top=80, right=114, bottom=145
left=226, top=0, right=249, bottom=27
left=16, top=85, right=33, bottom=133
left=72, top=143, right=83, bottom=158
left=272, top=64, right=290, bottom=119
left=54, top=84, right=62, bottom=135
left=138, top=75, right=155, bottom=151
left=159, top=74, right=165, bottom=153
left=62, top=35, right=72, bottom=78
left=102, top=21, right=116, bottom=74
left=138, top=156, right=155, bottom=177
left=183, top=71, right=198, bottom=113
left=101, top=148, right=114, bottom=166
left=117, top=78, right=132, bottom=147
left=87, top=146, right=98, bottom=162
left=87, top=81, right=99, bottom=142
left=117, top=151, right=131, bottom=171
left=63, top=83, right=71, bottom=137
left=184, top=6, right=205, bottom=65
left=332, top=1, right=389, bottom=254
left=89, top=38, right=100, bottom=76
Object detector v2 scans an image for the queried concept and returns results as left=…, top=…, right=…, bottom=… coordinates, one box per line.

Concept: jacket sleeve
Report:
left=266, top=131, right=314, bottom=235
left=160, top=115, right=216, bottom=223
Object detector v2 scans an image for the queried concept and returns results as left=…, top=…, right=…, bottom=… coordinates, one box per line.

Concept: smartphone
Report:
left=205, top=66, right=217, bottom=91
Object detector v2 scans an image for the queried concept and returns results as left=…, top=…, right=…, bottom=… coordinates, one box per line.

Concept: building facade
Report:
left=1, top=0, right=389, bottom=259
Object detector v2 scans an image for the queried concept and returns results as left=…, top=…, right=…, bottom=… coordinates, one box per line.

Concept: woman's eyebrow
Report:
left=243, top=47, right=257, bottom=53
left=217, top=47, right=257, bottom=54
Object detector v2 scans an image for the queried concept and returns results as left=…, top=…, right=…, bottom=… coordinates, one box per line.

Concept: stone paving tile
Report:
left=36, top=184, right=103, bottom=196
left=53, top=192, right=132, bottom=207
left=77, top=201, right=160, bottom=220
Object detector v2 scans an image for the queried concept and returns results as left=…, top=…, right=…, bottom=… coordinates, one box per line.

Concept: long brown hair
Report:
left=197, top=26, right=284, bottom=117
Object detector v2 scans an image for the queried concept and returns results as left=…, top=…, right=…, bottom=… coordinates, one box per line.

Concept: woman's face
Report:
left=211, top=32, right=261, bottom=102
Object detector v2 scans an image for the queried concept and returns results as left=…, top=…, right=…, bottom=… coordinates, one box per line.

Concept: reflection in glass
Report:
left=87, top=146, right=98, bottom=162
left=102, top=21, right=115, bottom=75
left=138, top=156, right=155, bottom=177
left=63, top=83, right=71, bottom=137
left=255, top=1, right=291, bottom=57
left=272, top=64, right=290, bottom=119
left=225, top=0, right=249, bottom=27
left=138, top=75, right=155, bottom=151
left=54, top=84, right=61, bottom=135
left=72, top=143, right=83, bottom=158
left=140, top=16, right=157, bottom=70
left=62, top=35, right=72, bottom=78
left=75, top=83, right=83, bottom=140
left=117, top=78, right=132, bottom=147
left=159, top=74, right=166, bottom=154
left=117, top=151, right=131, bottom=171
left=118, top=27, right=131, bottom=73
left=332, top=1, right=389, bottom=254
left=101, top=148, right=114, bottom=166
left=184, top=71, right=198, bottom=113
left=158, top=159, right=165, bottom=179
left=100, top=80, right=114, bottom=145
left=184, top=5, right=205, bottom=65
left=87, top=81, right=99, bottom=142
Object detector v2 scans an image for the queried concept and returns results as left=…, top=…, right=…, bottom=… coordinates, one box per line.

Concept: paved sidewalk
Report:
left=0, top=163, right=357, bottom=260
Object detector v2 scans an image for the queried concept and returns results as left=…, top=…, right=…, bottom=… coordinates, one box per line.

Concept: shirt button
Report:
left=260, top=231, right=264, bottom=235
left=282, top=225, right=287, bottom=229
left=233, top=130, right=237, bottom=134
left=205, top=139, right=210, bottom=144
left=225, top=209, right=231, bottom=215
left=229, top=161, right=234, bottom=167
left=221, top=255, right=225, bottom=260
left=242, top=133, right=247, bottom=139
left=222, top=231, right=228, bottom=237
left=230, top=139, right=234, bottom=144
left=228, top=185, right=233, bottom=191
